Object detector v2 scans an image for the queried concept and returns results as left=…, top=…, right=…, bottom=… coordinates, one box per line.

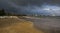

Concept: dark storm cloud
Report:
left=0, top=0, right=60, bottom=16
left=1, top=0, right=60, bottom=9
left=11, top=0, right=60, bottom=6
left=11, top=0, right=43, bottom=6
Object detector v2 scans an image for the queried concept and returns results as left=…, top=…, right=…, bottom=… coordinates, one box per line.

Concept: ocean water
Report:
left=20, top=16, right=60, bottom=33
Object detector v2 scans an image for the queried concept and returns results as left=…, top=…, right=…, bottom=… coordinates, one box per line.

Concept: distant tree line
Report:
left=0, top=9, right=50, bottom=16
left=0, top=9, right=5, bottom=16
left=0, top=9, right=27, bottom=16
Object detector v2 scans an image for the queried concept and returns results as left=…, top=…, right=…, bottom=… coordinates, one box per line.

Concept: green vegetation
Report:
left=0, top=9, right=5, bottom=16
left=0, top=9, right=27, bottom=16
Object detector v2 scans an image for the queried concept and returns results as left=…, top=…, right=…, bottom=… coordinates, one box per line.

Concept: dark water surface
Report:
left=20, top=16, right=60, bottom=33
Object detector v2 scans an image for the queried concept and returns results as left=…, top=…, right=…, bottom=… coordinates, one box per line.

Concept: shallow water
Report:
left=21, top=16, right=60, bottom=33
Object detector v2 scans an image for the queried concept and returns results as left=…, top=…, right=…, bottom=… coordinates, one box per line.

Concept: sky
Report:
left=0, top=0, right=60, bottom=16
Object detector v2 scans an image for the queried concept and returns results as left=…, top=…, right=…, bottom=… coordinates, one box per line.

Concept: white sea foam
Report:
left=0, top=16, right=18, bottom=18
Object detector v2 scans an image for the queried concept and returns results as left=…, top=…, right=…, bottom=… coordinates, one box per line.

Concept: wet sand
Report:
left=0, top=16, right=44, bottom=33
left=21, top=16, right=60, bottom=33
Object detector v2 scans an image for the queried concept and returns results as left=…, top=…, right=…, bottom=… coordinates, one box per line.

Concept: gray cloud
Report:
left=0, top=0, right=60, bottom=16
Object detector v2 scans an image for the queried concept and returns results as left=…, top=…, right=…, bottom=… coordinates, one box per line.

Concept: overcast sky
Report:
left=0, top=0, right=60, bottom=16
